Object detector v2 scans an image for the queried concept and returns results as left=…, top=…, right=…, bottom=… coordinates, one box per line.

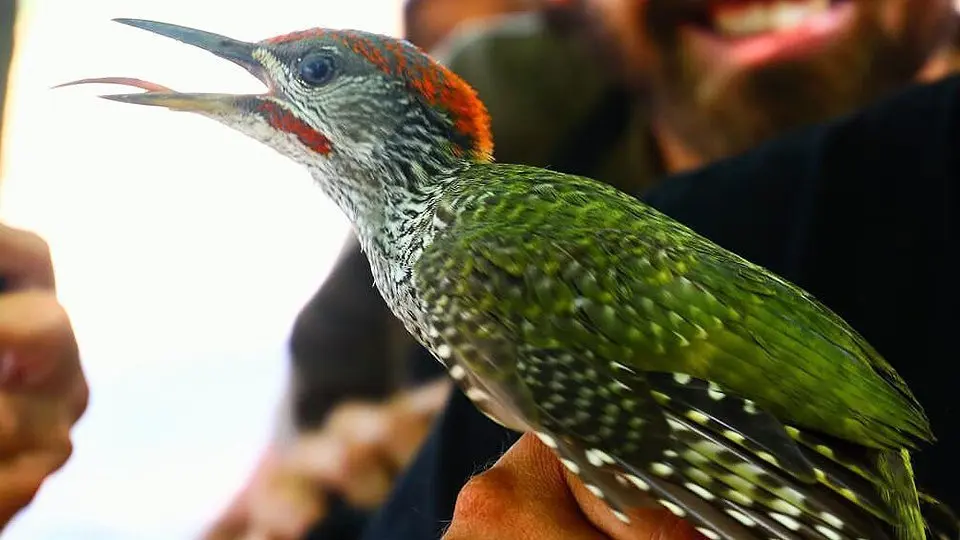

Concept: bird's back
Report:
left=436, top=162, right=932, bottom=449
left=418, top=162, right=934, bottom=538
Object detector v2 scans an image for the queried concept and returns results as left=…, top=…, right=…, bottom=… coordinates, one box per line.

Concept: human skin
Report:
left=442, top=433, right=704, bottom=540
left=587, top=0, right=957, bottom=170
left=0, top=223, right=88, bottom=531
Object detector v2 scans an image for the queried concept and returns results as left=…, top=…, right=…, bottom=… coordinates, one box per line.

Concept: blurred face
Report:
left=589, top=0, right=956, bottom=161
left=405, top=0, right=533, bottom=50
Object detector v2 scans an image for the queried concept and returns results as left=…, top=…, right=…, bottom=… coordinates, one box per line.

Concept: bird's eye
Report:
left=298, top=53, right=336, bottom=86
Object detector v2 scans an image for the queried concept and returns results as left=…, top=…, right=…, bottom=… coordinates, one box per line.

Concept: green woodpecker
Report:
left=63, top=19, right=957, bottom=540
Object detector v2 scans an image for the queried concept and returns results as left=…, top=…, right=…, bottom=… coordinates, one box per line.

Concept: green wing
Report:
left=419, top=164, right=930, bottom=449
left=671, top=237, right=932, bottom=449
left=413, top=164, right=934, bottom=539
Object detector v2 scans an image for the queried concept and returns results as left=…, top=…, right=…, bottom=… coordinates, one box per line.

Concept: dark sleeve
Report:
left=288, top=233, right=408, bottom=430
left=0, top=0, right=16, bottom=163
left=359, top=75, right=960, bottom=540
left=0, top=0, right=15, bottom=294
left=360, top=369, right=521, bottom=540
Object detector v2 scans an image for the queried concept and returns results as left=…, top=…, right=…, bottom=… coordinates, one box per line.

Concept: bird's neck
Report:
left=307, top=142, right=471, bottom=298
left=316, top=141, right=468, bottom=229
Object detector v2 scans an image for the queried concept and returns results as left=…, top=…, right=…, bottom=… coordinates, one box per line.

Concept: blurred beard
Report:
left=646, top=6, right=933, bottom=161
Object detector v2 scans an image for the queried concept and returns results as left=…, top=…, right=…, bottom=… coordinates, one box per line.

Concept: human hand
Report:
left=203, top=377, right=452, bottom=540
left=443, top=432, right=705, bottom=540
left=0, top=223, right=88, bottom=531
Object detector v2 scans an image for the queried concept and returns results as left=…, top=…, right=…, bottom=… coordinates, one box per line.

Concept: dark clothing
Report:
left=289, top=235, right=412, bottom=431
left=0, top=0, right=15, bottom=294
left=354, top=74, right=960, bottom=539
left=0, top=0, right=16, bottom=167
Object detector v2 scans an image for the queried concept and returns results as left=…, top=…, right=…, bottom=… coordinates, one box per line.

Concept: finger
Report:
left=392, top=378, right=452, bottom=417
left=443, top=433, right=607, bottom=539
left=565, top=467, right=705, bottom=540
left=338, top=447, right=393, bottom=508
left=0, top=388, right=77, bottom=461
left=203, top=447, right=282, bottom=540
left=0, top=394, right=26, bottom=456
left=247, top=471, right=326, bottom=540
left=380, top=411, right=432, bottom=473
left=0, top=350, right=89, bottom=425
left=202, top=517, right=249, bottom=540
left=305, top=402, right=397, bottom=499
left=202, top=489, right=253, bottom=540
left=382, top=379, right=450, bottom=467
left=287, top=396, right=432, bottom=508
left=0, top=452, right=59, bottom=528
left=321, top=387, right=442, bottom=480
left=0, top=292, right=85, bottom=402
left=0, top=373, right=82, bottom=472
left=0, top=225, right=55, bottom=291
left=286, top=431, right=393, bottom=508
left=323, top=402, right=391, bottom=446
left=536, top=433, right=705, bottom=540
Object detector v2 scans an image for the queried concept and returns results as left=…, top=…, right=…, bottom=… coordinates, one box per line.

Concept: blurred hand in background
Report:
left=203, top=379, right=451, bottom=540
left=0, top=223, right=88, bottom=531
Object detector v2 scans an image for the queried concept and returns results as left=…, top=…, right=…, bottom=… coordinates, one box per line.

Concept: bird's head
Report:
left=61, top=19, right=493, bottom=220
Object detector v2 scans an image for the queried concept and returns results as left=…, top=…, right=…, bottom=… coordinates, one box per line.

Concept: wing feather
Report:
left=412, top=166, right=937, bottom=539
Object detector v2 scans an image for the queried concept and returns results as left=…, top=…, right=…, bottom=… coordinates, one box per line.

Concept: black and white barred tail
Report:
left=519, top=372, right=958, bottom=540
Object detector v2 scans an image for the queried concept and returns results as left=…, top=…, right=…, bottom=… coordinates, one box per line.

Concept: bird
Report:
left=60, top=18, right=958, bottom=540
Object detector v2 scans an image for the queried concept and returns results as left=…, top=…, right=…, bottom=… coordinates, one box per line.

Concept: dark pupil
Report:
left=300, top=54, right=333, bottom=85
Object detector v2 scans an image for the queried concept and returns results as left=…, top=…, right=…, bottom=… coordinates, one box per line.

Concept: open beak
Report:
left=56, top=18, right=267, bottom=114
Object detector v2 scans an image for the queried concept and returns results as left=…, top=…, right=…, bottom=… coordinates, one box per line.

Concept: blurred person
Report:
left=581, top=0, right=958, bottom=168
left=404, top=0, right=533, bottom=51
left=0, top=224, right=89, bottom=532
left=212, top=0, right=958, bottom=537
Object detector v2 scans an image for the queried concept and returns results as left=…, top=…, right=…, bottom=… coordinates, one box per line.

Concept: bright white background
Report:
left=0, top=1, right=402, bottom=538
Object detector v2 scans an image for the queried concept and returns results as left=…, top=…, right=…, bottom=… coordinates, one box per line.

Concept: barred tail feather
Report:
left=636, top=373, right=932, bottom=540
left=789, top=426, right=928, bottom=540
left=614, top=462, right=760, bottom=540
left=668, top=412, right=892, bottom=538
left=529, top=369, right=936, bottom=540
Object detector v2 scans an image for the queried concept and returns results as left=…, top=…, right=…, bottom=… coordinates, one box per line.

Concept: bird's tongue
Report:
left=56, top=75, right=256, bottom=115
left=55, top=77, right=177, bottom=94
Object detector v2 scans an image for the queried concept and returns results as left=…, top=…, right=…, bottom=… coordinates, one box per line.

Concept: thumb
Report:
left=444, top=431, right=606, bottom=539
left=506, top=434, right=705, bottom=540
